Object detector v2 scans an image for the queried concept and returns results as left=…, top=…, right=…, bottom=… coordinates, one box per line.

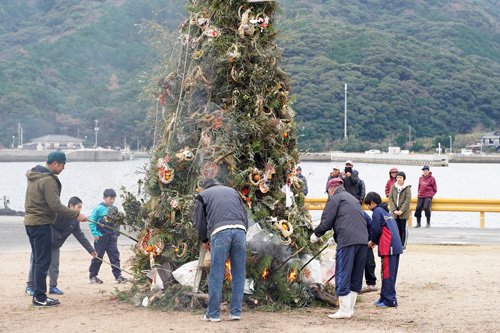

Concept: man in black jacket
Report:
left=26, top=197, right=96, bottom=296
left=310, top=178, right=368, bottom=319
left=194, top=178, right=248, bottom=322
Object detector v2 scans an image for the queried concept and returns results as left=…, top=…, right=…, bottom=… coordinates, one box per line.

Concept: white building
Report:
left=482, top=131, right=500, bottom=147
left=29, top=135, right=84, bottom=151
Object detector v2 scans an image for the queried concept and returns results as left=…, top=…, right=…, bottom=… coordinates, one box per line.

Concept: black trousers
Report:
left=365, top=246, right=377, bottom=285
left=395, top=218, right=408, bottom=249
left=414, top=197, right=433, bottom=218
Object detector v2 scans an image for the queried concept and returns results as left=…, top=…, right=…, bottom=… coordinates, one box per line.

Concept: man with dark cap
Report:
left=310, top=178, right=368, bottom=319
left=342, top=160, right=365, bottom=204
left=415, top=166, right=437, bottom=228
left=194, top=178, right=248, bottom=322
left=24, top=151, right=87, bottom=307
left=295, top=166, right=308, bottom=196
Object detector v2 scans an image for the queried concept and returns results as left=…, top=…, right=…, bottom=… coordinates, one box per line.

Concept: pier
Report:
left=0, top=149, right=133, bottom=162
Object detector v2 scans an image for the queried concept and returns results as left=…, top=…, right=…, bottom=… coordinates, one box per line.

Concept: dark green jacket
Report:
left=23, top=165, right=78, bottom=226
left=388, top=183, right=412, bottom=220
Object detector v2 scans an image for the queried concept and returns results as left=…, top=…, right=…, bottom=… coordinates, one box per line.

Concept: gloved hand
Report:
left=327, top=237, right=335, bottom=246
left=310, top=233, right=319, bottom=243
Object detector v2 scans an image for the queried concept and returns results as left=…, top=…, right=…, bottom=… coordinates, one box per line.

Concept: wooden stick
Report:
left=191, top=243, right=207, bottom=307
left=95, top=256, right=134, bottom=276
left=270, top=241, right=312, bottom=274
left=88, top=219, right=138, bottom=242
left=299, top=244, right=329, bottom=272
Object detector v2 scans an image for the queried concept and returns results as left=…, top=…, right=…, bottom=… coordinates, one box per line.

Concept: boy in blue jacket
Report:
left=364, top=191, right=403, bottom=308
left=88, top=189, right=127, bottom=284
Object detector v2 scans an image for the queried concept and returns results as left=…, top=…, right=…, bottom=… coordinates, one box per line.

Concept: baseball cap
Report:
left=47, top=151, right=68, bottom=163
left=422, top=165, right=430, bottom=170
left=345, top=160, right=353, bottom=166
left=332, top=165, right=340, bottom=170
left=296, top=166, right=302, bottom=171
left=327, top=178, right=344, bottom=188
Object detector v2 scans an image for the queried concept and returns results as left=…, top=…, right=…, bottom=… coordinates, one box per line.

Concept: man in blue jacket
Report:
left=364, top=191, right=403, bottom=308
left=194, top=178, right=248, bottom=322
left=310, top=178, right=368, bottom=319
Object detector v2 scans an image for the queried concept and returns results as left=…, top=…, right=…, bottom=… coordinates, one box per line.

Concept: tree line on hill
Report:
left=1, top=0, right=499, bottom=152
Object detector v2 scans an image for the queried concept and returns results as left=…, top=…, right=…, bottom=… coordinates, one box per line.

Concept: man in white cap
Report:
left=325, top=165, right=341, bottom=190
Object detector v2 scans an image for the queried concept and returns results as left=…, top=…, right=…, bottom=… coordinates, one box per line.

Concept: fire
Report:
left=224, top=259, right=232, bottom=281
left=288, top=269, right=297, bottom=283
left=261, top=268, right=270, bottom=279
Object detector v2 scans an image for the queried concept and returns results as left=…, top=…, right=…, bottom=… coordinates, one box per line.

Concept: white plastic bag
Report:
left=172, top=260, right=199, bottom=288
left=300, top=255, right=322, bottom=284
left=320, top=258, right=336, bottom=286
left=246, top=222, right=262, bottom=243
left=244, top=278, right=255, bottom=294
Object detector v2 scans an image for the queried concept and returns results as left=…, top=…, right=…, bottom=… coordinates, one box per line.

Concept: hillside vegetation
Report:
left=1, top=0, right=500, bottom=151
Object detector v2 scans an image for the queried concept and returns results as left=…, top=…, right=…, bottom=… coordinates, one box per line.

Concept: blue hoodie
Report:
left=369, top=203, right=403, bottom=256
left=89, top=203, right=120, bottom=239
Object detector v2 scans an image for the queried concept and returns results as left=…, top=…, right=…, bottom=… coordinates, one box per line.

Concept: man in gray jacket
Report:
left=194, top=178, right=248, bottom=322
left=310, top=178, right=368, bottom=319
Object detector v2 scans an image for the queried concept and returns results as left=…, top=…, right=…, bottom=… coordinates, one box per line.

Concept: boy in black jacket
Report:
left=26, top=197, right=96, bottom=296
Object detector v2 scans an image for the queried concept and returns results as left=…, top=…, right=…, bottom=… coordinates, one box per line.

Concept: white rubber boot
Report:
left=328, top=294, right=352, bottom=319
left=349, top=291, right=358, bottom=317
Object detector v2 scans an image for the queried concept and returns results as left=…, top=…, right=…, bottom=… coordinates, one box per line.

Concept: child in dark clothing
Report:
left=364, top=191, right=403, bottom=307
left=88, top=189, right=127, bottom=284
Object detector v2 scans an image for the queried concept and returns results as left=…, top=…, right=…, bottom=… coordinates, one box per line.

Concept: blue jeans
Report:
left=25, top=224, right=53, bottom=301
left=207, top=228, right=246, bottom=319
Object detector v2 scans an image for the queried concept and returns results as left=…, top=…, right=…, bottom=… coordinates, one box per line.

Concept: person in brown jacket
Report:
left=24, top=151, right=87, bottom=307
left=388, top=171, right=411, bottom=249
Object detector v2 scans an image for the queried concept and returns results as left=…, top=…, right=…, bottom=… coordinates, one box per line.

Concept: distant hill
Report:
left=1, top=0, right=500, bottom=151
left=0, top=0, right=182, bottom=148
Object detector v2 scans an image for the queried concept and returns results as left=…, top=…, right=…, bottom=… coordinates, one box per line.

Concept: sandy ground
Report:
left=1, top=244, right=499, bottom=333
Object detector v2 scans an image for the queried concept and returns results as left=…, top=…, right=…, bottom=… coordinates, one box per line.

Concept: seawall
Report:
left=0, top=149, right=131, bottom=162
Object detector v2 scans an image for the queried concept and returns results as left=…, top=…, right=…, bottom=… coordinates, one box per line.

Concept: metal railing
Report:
left=304, top=198, right=500, bottom=228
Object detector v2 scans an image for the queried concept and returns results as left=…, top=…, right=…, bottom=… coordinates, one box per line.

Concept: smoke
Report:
left=247, top=221, right=291, bottom=262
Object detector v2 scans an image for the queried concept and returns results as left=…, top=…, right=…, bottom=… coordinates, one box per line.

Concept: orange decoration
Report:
left=146, top=246, right=154, bottom=253
left=254, top=174, right=261, bottom=181
left=206, top=114, right=210, bottom=118
left=282, top=224, right=288, bottom=230
left=283, top=133, right=288, bottom=137
left=227, top=165, right=231, bottom=169
left=175, top=248, right=179, bottom=253
left=168, top=214, right=172, bottom=218
left=158, top=95, right=163, bottom=99
left=246, top=197, right=251, bottom=202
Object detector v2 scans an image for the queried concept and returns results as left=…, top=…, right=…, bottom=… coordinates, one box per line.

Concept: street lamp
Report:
left=94, top=119, right=99, bottom=149
left=12, top=136, right=15, bottom=149
left=449, top=136, right=452, bottom=154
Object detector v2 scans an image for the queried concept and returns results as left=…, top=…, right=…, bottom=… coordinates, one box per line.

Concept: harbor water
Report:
left=1, top=159, right=499, bottom=228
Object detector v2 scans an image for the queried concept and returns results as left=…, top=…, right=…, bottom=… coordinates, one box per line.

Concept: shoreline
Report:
left=0, top=149, right=133, bottom=162
left=300, top=152, right=500, bottom=164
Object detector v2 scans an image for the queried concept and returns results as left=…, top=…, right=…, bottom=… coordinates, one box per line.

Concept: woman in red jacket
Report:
left=414, top=166, right=437, bottom=228
left=384, top=168, right=398, bottom=197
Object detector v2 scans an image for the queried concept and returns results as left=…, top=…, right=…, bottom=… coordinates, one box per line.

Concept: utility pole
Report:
left=344, top=83, right=347, bottom=139
left=408, top=125, right=412, bottom=142
left=94, top=119, right=99, bottom=148
left=449, top=135, right=452, bottom=154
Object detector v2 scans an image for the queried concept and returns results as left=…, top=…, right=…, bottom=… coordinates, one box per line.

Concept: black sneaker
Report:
left=89, top=276, right=104, bottom=284
left=115, top=275, right=128, bottom=284
left=33, top=297, right=60, bottom=307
